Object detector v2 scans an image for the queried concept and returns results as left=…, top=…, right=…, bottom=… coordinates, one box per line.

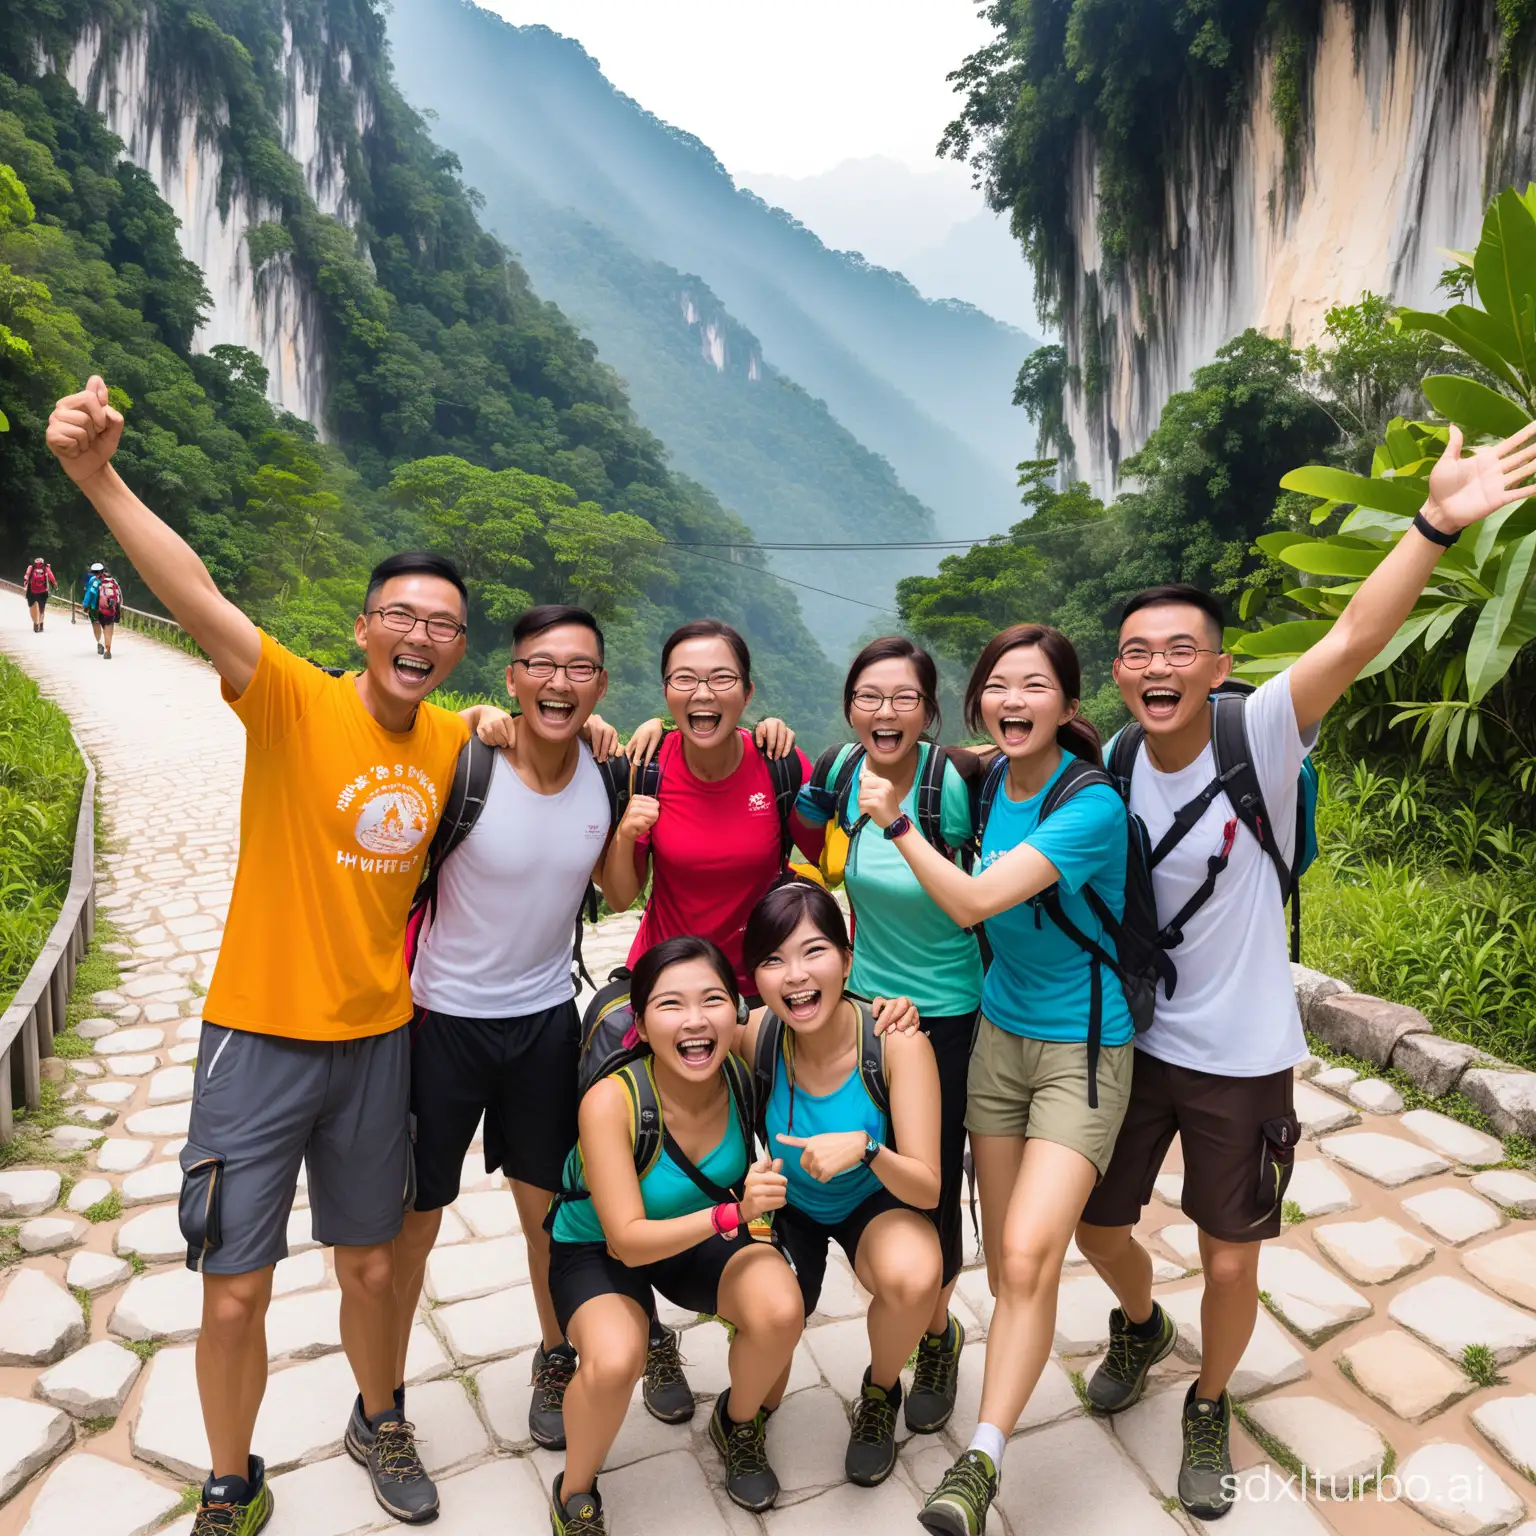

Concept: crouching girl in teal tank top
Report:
left=741, top=880, right=944, bottom=1491
left=546, top=937, right=803, bottom=1532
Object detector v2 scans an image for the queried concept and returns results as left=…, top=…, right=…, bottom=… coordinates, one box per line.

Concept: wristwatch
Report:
left=861, top=1136, right=882, bottom=1167
left=884, top=813, right=913, bottom=841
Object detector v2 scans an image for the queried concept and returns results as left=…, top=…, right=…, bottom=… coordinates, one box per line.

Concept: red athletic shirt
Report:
left=627, top=730, right=813, bottom=992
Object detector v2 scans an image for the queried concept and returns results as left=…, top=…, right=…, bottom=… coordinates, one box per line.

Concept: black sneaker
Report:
left=96, top=641, right=104, bottom=654
left=906, top=1313, right=964, bottom=1432
left=1086, top=1305, right=1176, bottom=1413
left=918, top=1448, right=998, bottom=1535
left=845, top=1370, right=900, bottom=1487
left=345, top=1396, right=439, bottom=1523
left=529, top=1341, right=577, bottom=1449
left=642, top=1322, right=695, bottom=1424
left=708, top=1390, right=779, bottom=1511
left=549, top=1473, right=607, bottom=1534
left=1180, top=1382, right=1235, bottom=1520
left=190, top=1457, right=274, bottom=1535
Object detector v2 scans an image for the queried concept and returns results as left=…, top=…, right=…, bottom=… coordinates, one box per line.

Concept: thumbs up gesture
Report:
left=739, top=1153, right=787, bottom=1222
left=47, top=377, right=124, bottom=487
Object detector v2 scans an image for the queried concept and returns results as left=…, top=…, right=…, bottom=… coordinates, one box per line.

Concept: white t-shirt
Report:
left=411, top=746, right=611, bottom=1017
left=1128, top=672, right=1319, bottom=1077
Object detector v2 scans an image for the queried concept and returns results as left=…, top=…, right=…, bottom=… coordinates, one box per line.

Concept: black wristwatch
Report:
left=861, top=1136, right=882, bottom=1167
left=884, top=813, right=913, bottom=841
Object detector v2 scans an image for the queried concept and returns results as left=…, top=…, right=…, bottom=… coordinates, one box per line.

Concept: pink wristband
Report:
left=712, top=1202, right=741, bottom=1236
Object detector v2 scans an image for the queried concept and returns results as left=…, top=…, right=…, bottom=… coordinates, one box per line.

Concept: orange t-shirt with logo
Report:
left=202, top=632, right=469, bottom=1041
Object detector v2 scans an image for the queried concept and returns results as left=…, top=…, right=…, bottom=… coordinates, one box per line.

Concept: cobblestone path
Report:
left=2, top=600, right=1536, bottom=1536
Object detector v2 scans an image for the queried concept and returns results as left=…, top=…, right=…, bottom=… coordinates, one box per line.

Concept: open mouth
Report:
left=871, top=729, right=903, bottom=753
left=687, top=710, right=723, bottom=734
left=1000, top=716, right=1033, bottom=747
left=675, top=1035, right=718, bottom=1069
left=392, top=654, right=434, bottom=689
left=1141, top=687, right=1182, bottom=722
left=536, top=699, right=575, bottom=724
left=782, top=987, right=821, bottom=1022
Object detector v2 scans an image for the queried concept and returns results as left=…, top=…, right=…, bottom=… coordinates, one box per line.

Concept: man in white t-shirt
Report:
left=1075, top=421, right=1536, bottom=1523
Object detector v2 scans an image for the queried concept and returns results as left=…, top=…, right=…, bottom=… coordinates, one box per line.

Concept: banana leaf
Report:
left=1278, top=465, right=1427, bottom=517
left=1467, top=529, right=1536, bottom=701
left=1473, top=190, right=1536, bottom=380
left=1229, top=619, right=1336, bottom=657
left=1397, top=309, right=1525, bottom=395
left=1420, top=375, right=1532, bottom=441
left=1277, top=541, right=1386, bottom=579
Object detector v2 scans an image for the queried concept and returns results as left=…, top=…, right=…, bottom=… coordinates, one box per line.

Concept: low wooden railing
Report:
left=4, top=572, right=202, bottom=655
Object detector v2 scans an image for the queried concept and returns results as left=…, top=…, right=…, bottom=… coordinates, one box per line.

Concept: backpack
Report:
left=1105, top=679, right=1320, bottom=962
left=751, top=996, right=890, bottom=1142
left=26, top=566, right=49, bottom=595
left=95, top=577, right=122, bottom=621
left=976, top=754, right=1173, bottom=1108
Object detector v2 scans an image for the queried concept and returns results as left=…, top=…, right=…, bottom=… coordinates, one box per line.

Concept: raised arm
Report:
left=1289, top=422, right=1536, bottom=732
left=47, top=377, right=261, bottom=692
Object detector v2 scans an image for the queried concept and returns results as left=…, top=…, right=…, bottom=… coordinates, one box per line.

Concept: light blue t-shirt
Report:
left=980, top=753, right=1133, bottom=1045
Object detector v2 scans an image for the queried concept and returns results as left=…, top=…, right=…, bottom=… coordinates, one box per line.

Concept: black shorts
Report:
left=774, top=1187, right=912, bottom=1315
left=549, top=1231, right=768, bottom=1335
left=409, top=1001, right=580, bottom=1208
left=28, top=591, right=47, bottom=609
left=1079, top=1051, right=1297, bottom=1243
left=922, top=1010, right=976, bottom=1285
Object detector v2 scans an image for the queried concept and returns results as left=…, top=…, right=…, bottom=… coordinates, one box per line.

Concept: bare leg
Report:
left=716, top=1246, right=804, bottom=1418
left=391, top=1207, right=442, bottom=1387
left=562, top=1295, right=649, bottom=1496
left=853, top=1210, right=942, bottom=1389
left=970, top=1133, right=1024, bottom=1299
left=334, top=1242, right=399, bottom=1420
left=1075, top=1219, right=1156, bottom=1325
left=102, top=621, right=114, bottom=656
left=510, top=1179, right=563, bottom=1351
left=197, top=1268, right=275, bottom=1478
left=1194, top=1234, right=1260, bottom=1400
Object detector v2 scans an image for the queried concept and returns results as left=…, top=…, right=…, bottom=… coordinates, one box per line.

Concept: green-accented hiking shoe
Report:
left=642, top=1321, right=696, bottom=1424
left=1179, top=1383, right=1235, bottom=1521
left=918, top=1448, right=998, bottom=1536
left=709, top=1390, right=779, bottom=1511
left=345, top=1397, right=439, bottom=1524
left=845, top=1370, right=900, bottom=1487
left=1085, top=1304, right=1176, bottom=1413
left=549, top=1472, right=607, bottom=1534
left=529, top=1341, right=578, bottom=1449
left=190, top=1457, right=274, bottom=1535
left=906, top=1313, right=965, bottom=1432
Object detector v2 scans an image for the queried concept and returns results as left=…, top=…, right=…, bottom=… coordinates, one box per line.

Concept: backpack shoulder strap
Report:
left=1209, top=692, right=1290, bottom=890
left=1040, top=758, right=1115, bottom=821
left=915, top=743, right=951, bottom=853
left=596, top=752, right=630, bottom=830
left=631, top=733, right=669, bottom=802
left=753, top=1010, right=786, bottom=1111
left=855, top=1000, right=890, bottom=1121
left=722, top=1053, right=758, bottom=1161
left=617, top=1059, right=664, bottom=1180
left=414, top=735, right=497, bottom=914
left=977, top=754, right=1010, bottom=839
left=831, top=745, right=866, bottom=834
left=1106, top=724, right=1144, bottom=791
left=763, top=746, right=807, bottom=864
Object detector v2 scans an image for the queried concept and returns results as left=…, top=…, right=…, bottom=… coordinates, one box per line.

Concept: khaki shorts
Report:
left=964, top=1015, right=1133, bottom=1177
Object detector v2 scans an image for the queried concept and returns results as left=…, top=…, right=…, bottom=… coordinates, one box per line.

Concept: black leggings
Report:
left=921, top=1010, right=977, bottom=1286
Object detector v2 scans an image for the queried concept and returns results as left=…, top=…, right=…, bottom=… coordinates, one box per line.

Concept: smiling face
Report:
left=506, top=622, right=607, bottom=744
left=976, top=644, right=1076, bottom=764
left=353, top=573, right=468, bottom=711
left=848, top=656, right=929, bottom=767
left=635, top=956, right=741, bottom=1084
left=663, top=636, right=753, bottom=749
left=1113, top=601, right=1231, bottom=739
left=752, top=913, right=852, bottom=1037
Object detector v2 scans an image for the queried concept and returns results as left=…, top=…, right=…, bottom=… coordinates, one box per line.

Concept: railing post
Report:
left=0, top=1046, right=14, bottom=1137
left=20, top=1004, right=41, bottom=1111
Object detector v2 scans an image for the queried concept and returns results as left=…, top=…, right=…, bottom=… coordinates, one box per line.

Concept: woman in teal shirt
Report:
left=859, top=624, right=1135, bottom=1536
left=546, top=937, right=803, bottom=1531
left=793, top=636, right=981, bottom=1432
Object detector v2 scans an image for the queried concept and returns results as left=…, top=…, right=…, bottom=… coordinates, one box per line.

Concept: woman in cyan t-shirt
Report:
left=791, top=636, right=981, bottom=1433
left=858, top=623, right=1135, bottom=1535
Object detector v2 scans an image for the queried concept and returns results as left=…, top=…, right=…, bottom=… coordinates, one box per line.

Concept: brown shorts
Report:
left=1079, top=1050, right=1295, bottom=1243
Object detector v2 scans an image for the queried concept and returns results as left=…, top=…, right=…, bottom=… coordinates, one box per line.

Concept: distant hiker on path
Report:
left=23, top=556, right=56, bottom=631
left=80, top=561, right=110, bottom=654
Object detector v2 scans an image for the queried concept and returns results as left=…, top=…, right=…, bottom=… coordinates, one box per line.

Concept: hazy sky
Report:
left=482, top=1, right=996, bottom=178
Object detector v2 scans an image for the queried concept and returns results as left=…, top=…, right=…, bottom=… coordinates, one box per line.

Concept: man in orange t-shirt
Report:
left=48, top=377, right=472, bottom=1532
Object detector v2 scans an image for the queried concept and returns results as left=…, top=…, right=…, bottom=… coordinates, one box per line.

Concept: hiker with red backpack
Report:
left=91, top=566, right=123, bottom=658
left=23, top=557, right=56, bottom=631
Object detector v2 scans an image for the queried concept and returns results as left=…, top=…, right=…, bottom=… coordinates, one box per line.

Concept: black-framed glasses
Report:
left=850, top=687, right=925, bottom=713
left=367, top=606, right=466, bottom=643
left=665, top=668, right=742, bottom=693
left=513, top=657, right=604, bottom=683
left=1116, top=644, right=1218, bottom=670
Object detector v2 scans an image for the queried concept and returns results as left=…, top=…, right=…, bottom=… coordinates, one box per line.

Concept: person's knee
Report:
left=743, top=1276, right=804, bottom=1340
left=203, top=1272, right=270, bottom=1336
left=583, top=1333, right=647, bottom=1396
left=1203, top=1243, right=1259, bottom=1292
left=397, top=1209, right=441, bottom=1258
left=337, top=1245, right=395, bottom=1299
left=874, top=1245, right=941, bottom=1313
left=1074, top=1220, right=1129, bottom=1265
left=997, top=1239, right=1052, bottom=1302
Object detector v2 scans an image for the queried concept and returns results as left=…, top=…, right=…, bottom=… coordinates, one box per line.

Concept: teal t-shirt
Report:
left=795, top=743, right=983, bottom=1016
left=980, top=753, right=1133, bottom=1045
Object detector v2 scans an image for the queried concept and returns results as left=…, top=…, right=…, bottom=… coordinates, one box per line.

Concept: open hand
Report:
left=626, top=716, right=666, bottom=765
left=583, top=712, right=619, bottom=762
left=47, top=376, right=123, bottom=486
left=1424, top=421, right=1536, bottom=533
left=753, top=717, right=796, bottom=759
left=870, top=995, right=921, bottom=1037
left=740, top=1154, right=788, bottom=1222
left=775, top=1130, right=868, bottom=1182
left=474, top=707, right=517, bottom=748
left=856, top=769, right=901, bottom=830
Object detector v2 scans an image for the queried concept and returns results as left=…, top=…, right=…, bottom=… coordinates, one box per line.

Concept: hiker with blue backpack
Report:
left=858, top=623, right=1150, bottom=1536
left=1072, top=419, right=1536, bottom=1525
left=792, top=636, right=984, bottom=1431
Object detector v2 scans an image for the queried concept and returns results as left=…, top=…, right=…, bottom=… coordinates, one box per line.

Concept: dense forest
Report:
left=0, top=0, right=844, bottom=738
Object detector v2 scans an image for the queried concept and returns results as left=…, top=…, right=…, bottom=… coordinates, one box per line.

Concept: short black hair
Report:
left=364, top=552, right=468, bottom=618
left=1119, top=584, right=1225, bottom=647
left=512, top=604, right=605, bottom=662
left=661, top=618, right=752, bottom=686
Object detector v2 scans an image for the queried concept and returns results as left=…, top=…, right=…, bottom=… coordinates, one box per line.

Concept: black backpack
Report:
left=751, top=996, right=890, bottom=1143
left=977, top=755, right=1173, bottom=1107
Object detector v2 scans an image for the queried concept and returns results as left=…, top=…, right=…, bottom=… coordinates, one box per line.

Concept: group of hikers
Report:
left=42, top=375, right=1536, bottom=1536
left=21, top=553, right=123, bottom=655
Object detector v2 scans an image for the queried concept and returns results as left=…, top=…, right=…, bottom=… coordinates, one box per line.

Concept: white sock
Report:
left=967, top=1422, right=1006, bottom=1472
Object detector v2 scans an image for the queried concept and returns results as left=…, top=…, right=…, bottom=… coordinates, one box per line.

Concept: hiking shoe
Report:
left=549, top=1473, right=607, bottom=1534
left=190, top=1457, right=274, bottom=1535
left=1180, top=1383, right=1235, bottom=1520
left=709, top=1390, right=779, bottom=1511
left=1086, top=1305, right=1176, bottom=1413
left=845, top=1370, right=900, bottom=1486
left=642, top=1322, right=695, bottom=1423
left=918, top=1448, right=998, bottom=1535
left=345, top=1396, right=439, bottom=1523
left=529, top=1341, right=577, bottom=1449
left=906, top=1313, right=965, bottom=1432
left=96, top=641, right=103, bottom=654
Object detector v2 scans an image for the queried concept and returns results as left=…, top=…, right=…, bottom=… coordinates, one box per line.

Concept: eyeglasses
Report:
left=980, top=680, right=1060, bottom=698
left=665, top=669, right=742, bottom=693
left=513, top=657, right=603, bottom=683
left=367, top=607, right=466, bottom=643
left=850, top=688, right=925, bottom=713
left=1116, top=644, right=1218, bottom=670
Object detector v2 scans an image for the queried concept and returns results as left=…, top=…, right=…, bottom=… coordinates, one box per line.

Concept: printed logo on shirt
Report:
left=334, top=763, right=444, bottom=872
left=355, top=786, right=430, bottom=853
left=586, top=821, right=605, bottom=840
left=747, top=791, right=770, bottom=813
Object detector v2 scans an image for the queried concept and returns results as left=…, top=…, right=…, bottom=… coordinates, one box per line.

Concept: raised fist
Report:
left=46, top=376, right=123, bottom=487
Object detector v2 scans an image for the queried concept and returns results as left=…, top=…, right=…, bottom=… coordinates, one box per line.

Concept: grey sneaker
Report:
left=641, top=1322, right=695, bottom=1423
left=708, top=1391, right=779, bottom=1511
left=918, top=1448, right=998, bottom=1535
left=1086, top=1305, right=1176, bottom=1413
left=906, top=1313, right=964, bottom=1432
left=529, top=1342, right=577, bottom=1450
left=345, top=1397, right=439, bottom=1524
left=845, top=1371, right=899, bottom=1486
left=1180, top=1383, right=1235, bottom=1520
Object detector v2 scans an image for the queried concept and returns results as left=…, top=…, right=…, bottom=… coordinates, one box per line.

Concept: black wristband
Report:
left=1413, top=511, right=1458, bottom=549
